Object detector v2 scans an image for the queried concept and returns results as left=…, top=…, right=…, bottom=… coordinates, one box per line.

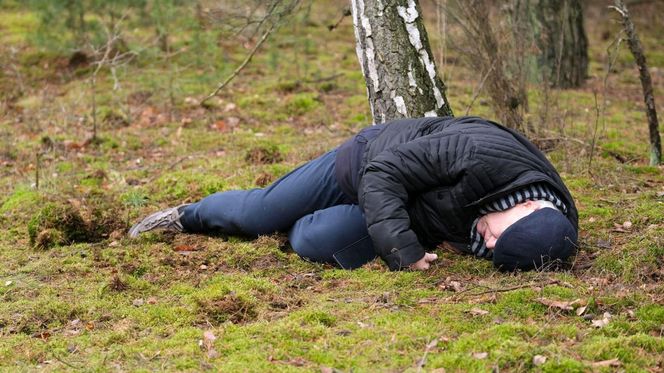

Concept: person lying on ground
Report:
left=129, top=116, right=578, bottom=271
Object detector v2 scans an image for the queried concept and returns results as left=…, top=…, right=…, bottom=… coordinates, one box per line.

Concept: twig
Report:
left=327, top=6, right=351, bottom=31
left=455, top=279, right=560, bottom=298
left=200, top=20, right=279, bottom=105
left=53, top=353, right=82, bottom=369
left=301, top=73, right=343, bottom=84
left=588, top=91, right=601, bottom=172
left=465, top=63, right=495, bottom=115
left=416, top=338, right=438, bottom=372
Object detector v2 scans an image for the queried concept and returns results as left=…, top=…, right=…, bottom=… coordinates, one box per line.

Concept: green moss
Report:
left=0, top=187, right=40, bottom=213
left=150, top=171, right=226, bottom=202
left=283, top=93, right=320, bottom=116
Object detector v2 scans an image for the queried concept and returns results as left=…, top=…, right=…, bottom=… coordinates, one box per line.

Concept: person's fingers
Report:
left=424, top=252, right=438, bottom=262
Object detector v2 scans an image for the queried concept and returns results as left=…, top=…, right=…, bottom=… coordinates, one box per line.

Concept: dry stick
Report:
left=465, top=63, right=495, bottom=116
left=454, top=279, right=560, bottom=299
left=35, top=151, right=41, bottom=189
left=200, top=20, right=279, bottom=106
left=327, top=6, right=350, bottom=31
left=588, top=91, right=601, bottom=173
left=610, top=0, right=662, bottom=165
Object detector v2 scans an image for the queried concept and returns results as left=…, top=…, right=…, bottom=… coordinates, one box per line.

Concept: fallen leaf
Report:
left=174, top=245, right=198, bottom=252
left=591, top=358, right=621, bottom=367
left=575, top=305, right=588, bottom=316
left=132, top=298, right=145, bottom=307
left=472, top=352, right=488, bottom=359
left=597, top=239, right=611, bottom=249
left=449, top=280, right=463, bottom=292
left=357, top=321, right=369, bottom=328
left=426, top=339, right=439, bottom=350
left=591, top=312, right=611, bottom=328
left=537, top=298, right=575, bottom=311
left=290, top=357, right=308, bottom=366
left=32, top=331, right=51, bottom=339
left=622, top=221, right=632, bottom=229
left=212, top=120, right=228, bottom=132
left=533, top=355, right=547, bottom=366
left=4, top=280, right=12, bottom=286
left=202, top=330, right=219, bottom=359
left=469, top=308, right=490, bottom=316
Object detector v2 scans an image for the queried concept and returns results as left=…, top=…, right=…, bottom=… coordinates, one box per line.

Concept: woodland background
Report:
left=0, top=0, right=662, bottom=371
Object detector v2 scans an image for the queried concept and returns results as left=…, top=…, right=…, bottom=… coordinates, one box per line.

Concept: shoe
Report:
left=128, top=204, right=190, bottom=238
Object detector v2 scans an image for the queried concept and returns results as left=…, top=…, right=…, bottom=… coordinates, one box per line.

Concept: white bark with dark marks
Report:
left=351, top=0, right=453, bottom=123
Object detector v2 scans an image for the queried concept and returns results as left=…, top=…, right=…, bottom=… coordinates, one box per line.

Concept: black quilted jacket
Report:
left=355, top=116, right=578, bottom=270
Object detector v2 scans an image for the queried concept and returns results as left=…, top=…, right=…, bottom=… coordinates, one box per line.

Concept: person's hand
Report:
left=409, top=252, right=438, bottom=270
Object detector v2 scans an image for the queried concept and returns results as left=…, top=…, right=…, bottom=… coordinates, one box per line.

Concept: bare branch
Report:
left=200, top=19, right=279, bottom=105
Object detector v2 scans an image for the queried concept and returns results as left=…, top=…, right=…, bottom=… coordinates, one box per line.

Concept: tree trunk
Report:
left=526, top=0, right=589, bottom=88
left=351, top=0, right=453, bottom=123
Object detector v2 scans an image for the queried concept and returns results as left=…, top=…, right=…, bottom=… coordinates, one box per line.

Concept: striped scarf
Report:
left=469, top=183, right=568, bottom=258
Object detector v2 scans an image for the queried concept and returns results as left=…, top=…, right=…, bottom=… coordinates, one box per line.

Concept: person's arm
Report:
left=359, top=133, right=474, bottom=270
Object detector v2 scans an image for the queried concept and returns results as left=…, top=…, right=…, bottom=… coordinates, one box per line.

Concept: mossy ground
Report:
left=1, top=1, right=662, bottom=371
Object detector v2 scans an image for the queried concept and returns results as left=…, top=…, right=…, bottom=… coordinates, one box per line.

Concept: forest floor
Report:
left=0, top=1, right=662, bottom=371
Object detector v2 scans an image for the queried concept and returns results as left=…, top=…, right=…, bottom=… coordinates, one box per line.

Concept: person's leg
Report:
left=180, top=150, right=349, bottom=236
left=288, top=204, right=376, bottom=269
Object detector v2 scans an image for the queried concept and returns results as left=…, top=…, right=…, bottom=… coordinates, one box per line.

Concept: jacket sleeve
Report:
left=358, top=133, right=474, bottom=270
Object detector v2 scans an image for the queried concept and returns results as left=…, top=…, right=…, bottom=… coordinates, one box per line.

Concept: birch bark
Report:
left=351, top=0, right=453, bottom=123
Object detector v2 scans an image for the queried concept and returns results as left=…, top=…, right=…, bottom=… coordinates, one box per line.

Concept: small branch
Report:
left=200, top=20, right=279, bottom=106
left=465, top=63, right=495, bottom=116
left=453, top=279, right=560, bottom=299
left=610, top=0, right=662, bottom=165
left=327, top=6, right=351, bottom=31
left=301, top=72, right=343, bottom=84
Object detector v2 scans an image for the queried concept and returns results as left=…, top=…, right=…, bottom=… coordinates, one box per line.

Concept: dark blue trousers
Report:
left=179, top=150, right=377, bottom=269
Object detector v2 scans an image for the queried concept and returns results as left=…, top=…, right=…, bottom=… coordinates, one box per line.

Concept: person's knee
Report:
left=289, top=217, right=330, bottom=261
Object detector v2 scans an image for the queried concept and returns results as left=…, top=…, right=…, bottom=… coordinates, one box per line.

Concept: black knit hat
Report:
left=492, top=208, right=578, bottom=271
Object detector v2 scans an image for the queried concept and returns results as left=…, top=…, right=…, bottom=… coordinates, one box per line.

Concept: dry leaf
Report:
left=622, top=221, right=632, bottom=229
left=533, top=355, right=547, bottom=366
left=469, top=308, right=490, bottom=316
left=174, top=244, right=198, bottom=252
left=287, top=357, right=307, bottom=366
left=591, top=358, right=621, bottom=367
left=575, top=305, right=588, bottom=316
left=212, top=120, right=228, bottom=132
left=472, top=352, right=488, bottom=359
left=537, top=298, right=574, bottom=311
left=202, top=330, right=219, bottom=359
left=426, top=339, right=439, bottom=350
left=591, top=312, right=611, bottom=328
